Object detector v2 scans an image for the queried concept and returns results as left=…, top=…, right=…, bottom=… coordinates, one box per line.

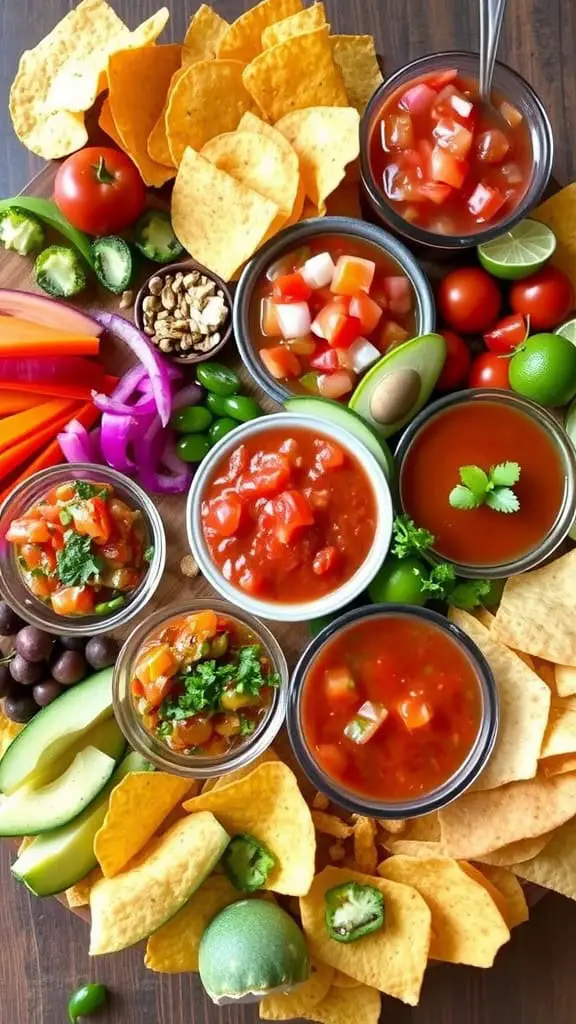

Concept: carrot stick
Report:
left=0, top=403, right=85, bottom=481
left=0, top=398, right=79, bottom=454
left=0, top=335, right=100, bottom=358
left=0, top=382, right=96, bottom=400
left=0, top=391, right=47, bottom=416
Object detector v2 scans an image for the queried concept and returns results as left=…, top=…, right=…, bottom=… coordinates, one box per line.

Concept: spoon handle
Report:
left=479, top=0, right=508, bottom=100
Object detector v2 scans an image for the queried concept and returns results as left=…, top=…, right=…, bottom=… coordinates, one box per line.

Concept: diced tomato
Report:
left=432, top=117, right=473, bottom=159
left=349, top=294, right=383, bottom=334
left=260, top=297, right=282, bottom=336
left=315, top=440, right=345, bottom=471
left=238, top=452, right=292, bottom=499
left=131, top=678, right=144, bottom=699
left=316, top=742, right=348, bottom=776
left=50, top=585, right=95, bottom=616
left=260, top=345, right=302, bottom=380
left=71, top=497, right=112, bottom=545
left=344, top=700, right=389, bottom=745
left=100, top=540, right=132, bottom=566
left=19, top=544, right=43, bottom=569
left=310, top=293, right=348, bottom=326
left=383, top=161, right=425, bottom=203
left=287, top=337, right=316, bottom=356
left=54, top=484, right=76, bottom=502
left=271, top=489, right=314, bottom=544
left=312, top=303, right=363, bottom=349
left=29, top=574, right=58, bottom=599
left=467, top=182, right=506, bottom=222
left=500, top=99, right=523, bottom=127
left=382, top=112, right=414, bottom=151
left=310, top=345, right=340, bottom=372
left=399, top=82, right=436, bottom=115
left=378, top=320, right=410, bottom=351
left=317, top=370, right=355, bottom=399
left=331, top=255, right=376, bottom=296
left=382, top=276, right=413, bottom=315
left=396, top=697, right=433, bottom=730
left=324, top=665, right=357, bottom=704
left=50, top=531, right=65, bottom=552
left=420, top=181, right=453, bottom=205
left=36, top=503, right=63, bottom=524
left=431, top=84, right=458, bottom=118
left=188, top=609, right=218, bottom=640
left=5, top=518, right=51, bottom=545
left=141, top=675, right=174, bottom=708
left=430, top=146, right=469, bottom=188
left=450, top=92, right=474, bottom=120
left=476, top=129, right=510, bottom=164
left=237, top=567, right=264, bottom=594
left=427, top=68, right=458, bottom=90
left=204, top=493, right=244, bottom=538
left=313, top=546, right=340, bottom=576
left=136, top=642, right=180, bottom=686
left=172, top=715, right=213, bottom=749
left=272, top=272, right=312, bottom=302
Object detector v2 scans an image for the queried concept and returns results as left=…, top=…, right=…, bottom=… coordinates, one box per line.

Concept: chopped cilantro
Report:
left=420, top=561, right=456, bottom=598
left=56, top=533, right=104, bottom=587
left=158, top=644, right=275, bottom=724
left=391, top=515, right=435, bottom=560
left=74, top=481, right=109, bottom=501
left=157, top=720, right=173, bottom=738
left=238, top=714, right=256, bottom=736
left=448, top=579, right=492, bottom=611
left=144, top=545, right=154, bottom=562
left=449, top=462, right=521, bottom=514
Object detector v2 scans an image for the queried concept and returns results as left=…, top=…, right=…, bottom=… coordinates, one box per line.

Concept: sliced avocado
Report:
left=565, top=398, right=576, bottom=540
left=30, top=716, right=126, bottom=790
left=0, top=746, right=117, bottom=837
left=0, top=668, right=113, bottom=796
left=12, top=751, right=151, bottom=897
left=348, top=334, right=446, bottom=438
left=284, top=396, right=394, bottom=480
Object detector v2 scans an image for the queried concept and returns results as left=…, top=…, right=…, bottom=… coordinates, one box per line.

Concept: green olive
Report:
left=221, top=395, right=262, bottom=422
left=206, top=392, right=232, bottom=418
left=196, top=362, right=241, bottom=397
left=171, top=405, right=213, bottom=434
left=68, top=984, right=108, bottom=1023
left=209, top=417, right=238, bottom=445
left=176, top=434, right=211, bottom=463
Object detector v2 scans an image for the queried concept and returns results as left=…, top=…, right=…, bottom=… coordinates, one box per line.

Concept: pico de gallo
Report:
left=5, top=480, right=149, bottom=617
left=301, top=612, right=483, bottom=802
left=250, top=234, right=416, bottom=400
left=131, top=609, right=277, bottom=757
left=369, top=67, right=532, bottom=234
left=200, top=427, right=377, bottom=603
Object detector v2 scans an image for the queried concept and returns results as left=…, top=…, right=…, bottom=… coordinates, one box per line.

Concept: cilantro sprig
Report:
left=449, top=462, right=521, bottom=514
left=159, top=644, right=278, bottom=724
left=56, top=533, right=104, bottom=587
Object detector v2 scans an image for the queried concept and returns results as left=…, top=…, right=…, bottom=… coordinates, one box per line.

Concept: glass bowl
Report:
left=113, top=600, right=288, bottom=779
left=360, top=51, right=554, bottom=253
left=394, top=388, right=576, bottom=579
left=0, top=464, right=166, bottom=636
left=233, top=215, right=436, bottom=404
left=287, top=603, right=499, bottom=819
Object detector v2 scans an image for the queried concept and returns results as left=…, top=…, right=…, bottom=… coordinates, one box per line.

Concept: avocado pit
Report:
left=369, top=368, right=422, bottom=425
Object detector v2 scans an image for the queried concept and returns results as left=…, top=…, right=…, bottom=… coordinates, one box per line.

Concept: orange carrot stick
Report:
left=0, top=391, right=47, bottom=416
left=0, top=398, right=79, bottom=454
left=0, top=335, right=100, bottom=358
left=0, top=403, right=85, bottom=482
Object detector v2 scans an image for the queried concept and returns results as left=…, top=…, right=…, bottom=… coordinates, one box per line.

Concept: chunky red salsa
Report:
left=301, top=614, right=482, bottom=801
left=400, top=398, right=566, bottom=567
left=250, top=234, right=416, bottom=400
left=370, top=67, right=532, bottom=235
left=201, top=427, right=377, bottom=603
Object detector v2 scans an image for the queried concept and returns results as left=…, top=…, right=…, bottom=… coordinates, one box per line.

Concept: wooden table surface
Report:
left=1, top=1, right=576, bottom=1022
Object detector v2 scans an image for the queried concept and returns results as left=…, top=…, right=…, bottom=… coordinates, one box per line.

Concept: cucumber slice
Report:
left=90, top=236, right=133, bottom=294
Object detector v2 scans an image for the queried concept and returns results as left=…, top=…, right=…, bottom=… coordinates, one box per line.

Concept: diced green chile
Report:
left=222, top=833, right=277, bottom=893
left=133, top=210, right=184, bottom=263
left=94, top=596, right=126, bottom=615
left=0, top=208, right=45, bottom=256
left=68, top=983, right=108, bottom=1022
left=90, top=236, right=133, bottom=294
left=34, top=245, right=86, bottom=298
left=324, top=882, right=385, bottom=943
left=196, top=362, right=240, bottom=397
left=0, top=197, right=93, bottom=265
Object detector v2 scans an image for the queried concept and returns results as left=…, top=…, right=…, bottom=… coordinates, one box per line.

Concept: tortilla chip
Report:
left=492, top=551, right=576, bottom=666
left=284, top=984, right=381, bottom=1024
left=166, top=60, right=257, bottom=166
left=237, top=110, right=304, bottom=223
left=183, top=762, right=316, bottom=896
left=218, top=0, right=303, bottom=62
left=439, top=772, right=576, bottom=860
left=243, top=27, right=348, bottom=123
left=531, top=657, right=556, bottom=690
left=331, top=970, right=361, bottom=989
left=300, top=865, right=431, bottom=1006
left=475, top=833, right=553, bottom=867
left=262, top=3, right=327, bottom=48
left=260, top=960, right=334, bottom=1019
left=377, top=818, right=407, bottom=836
left=449, top=609, right=550, bottom=789
left=171, top=147, right=279, bottom=282
left=0, top=708, right=22, bottom=757
left=107, top=44, right=180, bottom=187
left=474, top=864, right=529, bottom=928
left=276, top=106, right=360, bottom=211
left=541, top=753, right=576, bottom=777
left=330, top=35, right=383, bottom=113
left=201, top=129, right=298, bottom=223
left=183, top=5, right=229, bottom=64
left=386, top=813, right=440, bottom=848
left=98, top=97, right=124, bottom=148
left=456, top=861, right=512, bottom=922
left=533, top=183, right=576, bottom=289
left=378, top=856, right=510, bottom=967
left=94, top=772, right=193, bottom=878
left=206, top=748, right=280, bottom=794
left=66, top=867, right=103, bottom=909
left=511, top=816, right=576, bottom=899
left=147, top=65, right=189, bottom=167
left=555, top=664, right=576, bottom=697
left=312, top=812, right=353, bottom=839
left=382, top=839, right=445, bottom=858
left=145, top=874, right=239, bottom=972
left=352, top=816, right=378, bottom=874
left=540, top=695, right=576, bottom=759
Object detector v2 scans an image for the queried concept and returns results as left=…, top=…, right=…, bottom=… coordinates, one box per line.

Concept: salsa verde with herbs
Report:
left=5, top=479, right=150, bottom=617
left=131, top=609, right=278, bottom=756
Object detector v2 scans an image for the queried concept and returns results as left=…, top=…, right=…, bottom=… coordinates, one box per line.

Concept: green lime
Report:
left=509, top=333, right=576, bottom=406
left=368, top=556, right=428, bottom=605
left=477, top=220, right=556, bottom=280
left=171, top=405, right=213, bottom=434
left=556, top=318, right=576, bottom=346
left=208, top=417, right=238, bottom=445
left=176, top=434, right=211, bottom=463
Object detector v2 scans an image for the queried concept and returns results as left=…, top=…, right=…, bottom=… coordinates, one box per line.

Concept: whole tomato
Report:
left=468, top=352, right=511, bottom=390
left=437, top=267, right=502, bottom=334
left=54, top=147, right=146, bottom=235
left=509, top=266, right=574, bottom=331
left=483, top=313, right=528, bottom=354
left=436, top=330, right=471, bottom=391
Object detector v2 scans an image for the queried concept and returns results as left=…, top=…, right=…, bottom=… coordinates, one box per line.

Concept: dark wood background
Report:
left=2, top=1, right=576, bottom=1021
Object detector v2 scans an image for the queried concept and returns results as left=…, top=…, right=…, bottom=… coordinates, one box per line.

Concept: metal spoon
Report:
left=479, top=0, right=508, bottom=104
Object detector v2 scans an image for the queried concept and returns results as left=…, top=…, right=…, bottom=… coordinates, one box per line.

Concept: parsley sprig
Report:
left=449, top=462, right=521, bottom=514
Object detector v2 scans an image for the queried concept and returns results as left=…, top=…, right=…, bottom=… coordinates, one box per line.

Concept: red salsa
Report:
left=301, top=614, right=482, bottom=801
left=250, top=234, right=416, bottom=400
left=369, top=67, right=532, bottom=235
left=132, top=609, right=277, bottom=757
left=400, top=399, right=566, bottom=567
left=201, top=427, right=377, bottom=603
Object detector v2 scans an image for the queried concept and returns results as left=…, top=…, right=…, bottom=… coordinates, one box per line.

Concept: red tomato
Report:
left=436, top=330, right=471, bottom=391
left=467, top=352, right=511, bottom=389
left=509, top=266, right=575, bottom=330
left=204, top=494, right=244, bottom=538
left=272, top=490, right=314, bottom=544
left=54, top=147, right=146, bottom=235
left=313, top=302, right=362, bottom=349
left=467, top=183, right=505, bottom=223
left=272, top=273, right=311, bottom=303
left=483, top=313, right=527, bottom=354
left=260, top=345, right=301, bottom=380
left=437, top=267, right=502, bottom=333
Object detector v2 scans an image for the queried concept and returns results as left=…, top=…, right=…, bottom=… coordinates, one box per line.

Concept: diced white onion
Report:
left=346, top=337, right=381, bottom=374
left=301, top=252, right=335, bottom=289
left=275, top=302, right=311, bottom=339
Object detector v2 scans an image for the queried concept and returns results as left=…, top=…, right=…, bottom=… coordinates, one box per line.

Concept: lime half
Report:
left=478, top=219, right=556, bottom=280
left=556, top=318, right=576, bottom=346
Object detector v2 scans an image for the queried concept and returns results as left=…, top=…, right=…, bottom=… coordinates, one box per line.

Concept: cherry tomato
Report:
left=468, top=352, right=511, bottom=389
left=437, top=267, right=502, bottom=333
left=436, top=330, right=471, bottom=391
left=54, top=147, right=146, bottom=235
left=509, top=266, right=575, bottom=331
left=483, top=313, right=528, bottom=354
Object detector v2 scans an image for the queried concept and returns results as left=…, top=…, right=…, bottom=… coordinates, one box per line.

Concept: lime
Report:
left=509, top=333, right=576, bottom=406
left=556, top=318, right=576, bottom=346
left=478, top=220, right=556, bottom=280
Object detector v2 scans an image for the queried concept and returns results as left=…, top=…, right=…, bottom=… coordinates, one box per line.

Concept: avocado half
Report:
left=348, top=333, right=446, bottom=438
left=199, top=900, right=310, bottom=1005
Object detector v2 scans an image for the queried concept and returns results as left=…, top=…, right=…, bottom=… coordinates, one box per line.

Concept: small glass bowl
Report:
left=395, top=388, right=576, bottom=579
left=360, top=51, right=554, bottom=253
left=287, top=603, right=499, bottom=820
left=0, top=464, right=166, bottom=637
left=113, top=600, right=288, bottom=779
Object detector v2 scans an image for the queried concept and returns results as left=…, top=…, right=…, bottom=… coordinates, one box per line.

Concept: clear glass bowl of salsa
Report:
left=395, top=388, right=576, bottom=578
left=287, top=604, right=498, bottom=819
left=0, top=464, right=166, bottom=636
left=360, top=52, right=553, bottom=252
left=113, top=601, right=288, bottom=779
left=233, top=216, right=435, bottom=404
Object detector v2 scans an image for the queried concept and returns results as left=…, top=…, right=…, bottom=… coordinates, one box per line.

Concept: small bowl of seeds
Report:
left=135, top=260, right=233, bottom=364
